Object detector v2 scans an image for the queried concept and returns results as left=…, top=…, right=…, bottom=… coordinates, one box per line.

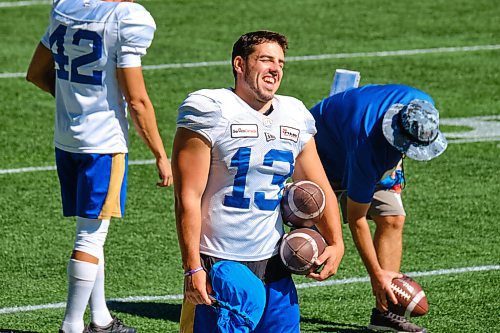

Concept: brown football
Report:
left=281, top=180, right=325, bottom=228
left=279, top=228, right=327, bottom=275
left=389, top=275, right=429, bottom=317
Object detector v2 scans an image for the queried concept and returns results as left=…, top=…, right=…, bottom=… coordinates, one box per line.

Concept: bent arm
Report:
left=26, top=43, right=55, bottom=97
left=171, top=128, right=213, bottom=304
left=117, top=67, right=172, bottom=186
left=293, top=139, right=344, bottom=280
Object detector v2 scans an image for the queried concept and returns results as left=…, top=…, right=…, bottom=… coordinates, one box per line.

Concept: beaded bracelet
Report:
left=184, top=266, right=204, bottom=277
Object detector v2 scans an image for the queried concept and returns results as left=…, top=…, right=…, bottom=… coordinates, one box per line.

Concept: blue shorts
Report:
left=55, top=148, right=128, bottom=219
left=180, top=275, right=300, bottom=333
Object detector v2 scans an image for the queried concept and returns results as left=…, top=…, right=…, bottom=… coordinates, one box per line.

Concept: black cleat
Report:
left=84, top=316, right=136, bottom=333
left=367, top=308, right=427, bottom=332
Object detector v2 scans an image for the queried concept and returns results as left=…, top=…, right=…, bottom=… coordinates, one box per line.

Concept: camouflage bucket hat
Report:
left=382, top=99, right=448, bottom=161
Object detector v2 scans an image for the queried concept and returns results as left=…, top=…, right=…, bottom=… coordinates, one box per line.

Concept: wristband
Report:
left=184, top=266, right=204, bottom=277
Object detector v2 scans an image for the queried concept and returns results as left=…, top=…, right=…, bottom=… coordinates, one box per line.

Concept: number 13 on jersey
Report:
left=223, top=147, right=294, bottom=211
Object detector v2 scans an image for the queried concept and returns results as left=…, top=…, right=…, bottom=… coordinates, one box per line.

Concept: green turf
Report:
left=1, top=0, right=499, bottom=332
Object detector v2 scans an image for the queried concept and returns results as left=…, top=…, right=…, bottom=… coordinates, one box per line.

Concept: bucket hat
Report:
left=382, top=99, right=447, bottom=161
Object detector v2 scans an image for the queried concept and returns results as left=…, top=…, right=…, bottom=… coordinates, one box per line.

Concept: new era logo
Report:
left=265, top=132, right=276, bottom=141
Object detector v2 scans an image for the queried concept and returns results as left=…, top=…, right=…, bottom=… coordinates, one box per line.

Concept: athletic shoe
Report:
left=367, top=308, right=427, bottom=332
left=84, top=316, right=136, bottom=333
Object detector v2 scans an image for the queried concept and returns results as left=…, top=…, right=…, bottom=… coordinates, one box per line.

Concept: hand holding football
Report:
left=388, top=275, right=429, bottom=317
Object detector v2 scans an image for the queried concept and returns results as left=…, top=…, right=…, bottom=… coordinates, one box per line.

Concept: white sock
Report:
left=89, top=259, right=113, bottom=326
left=61, top=259, right=99, bottom=333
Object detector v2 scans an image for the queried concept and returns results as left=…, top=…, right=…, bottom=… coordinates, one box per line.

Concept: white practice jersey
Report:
left=40, top=0, right=156, bottom=153
left=177, top=88, right=317, bottom=261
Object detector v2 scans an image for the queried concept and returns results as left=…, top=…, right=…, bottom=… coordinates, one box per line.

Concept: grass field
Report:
left=1, top=0, right=499, bottom=332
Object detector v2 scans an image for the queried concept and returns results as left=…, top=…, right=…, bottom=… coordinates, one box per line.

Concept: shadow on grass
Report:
left=301, top=317, right=372, bottom=333
left=107, top=301, right=181, bottom=322
left=0, top=330, right=39, bottom=333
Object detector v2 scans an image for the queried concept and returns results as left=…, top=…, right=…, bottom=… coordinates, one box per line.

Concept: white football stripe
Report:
left=405, top=290, right=426, bottom=318
left=280, top=232, right=319, bottom=272
left=287, top=181, right=325, bottom=220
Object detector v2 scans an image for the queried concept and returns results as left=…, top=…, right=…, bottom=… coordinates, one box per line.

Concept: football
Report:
left=279, top=228, right=327, bottom=275
left=388, top=275, right=429, bottom=317
left=281, top=180, right=326, bottom=228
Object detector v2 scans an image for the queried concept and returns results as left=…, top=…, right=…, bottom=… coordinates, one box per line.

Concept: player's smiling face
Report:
left=235, top=42, right=285, bottom=111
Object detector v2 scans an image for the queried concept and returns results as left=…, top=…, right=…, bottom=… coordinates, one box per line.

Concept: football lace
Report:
left=390, top=284, right=411, bottom=300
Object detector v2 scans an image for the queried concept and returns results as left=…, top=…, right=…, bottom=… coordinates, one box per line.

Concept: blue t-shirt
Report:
left=309, top=84, right=434, bottom=203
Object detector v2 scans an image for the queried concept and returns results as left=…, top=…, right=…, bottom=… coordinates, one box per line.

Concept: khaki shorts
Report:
left=335, top=188, right=406, bottom=224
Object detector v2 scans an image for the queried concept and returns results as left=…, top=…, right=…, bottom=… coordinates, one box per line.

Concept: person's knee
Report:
left=73, top=217, right=110, bottom=261
left=375, top=215, right=405, bottom=231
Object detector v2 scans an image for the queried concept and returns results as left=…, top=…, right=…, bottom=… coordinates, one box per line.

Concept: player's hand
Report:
left=184, top=269, right=214, bottom=305
left=371, top=269, right=403, bottom=311
left=156, top=155, right=173, bottom=187
left=307, top=242, right=344, bottom=281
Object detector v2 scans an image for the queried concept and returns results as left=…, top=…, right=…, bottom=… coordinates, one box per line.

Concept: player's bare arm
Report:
left=292, top=139, right=344, bottom=281
left=26, top=43, right=55, bottom=97
left=347, top=198, right=403, bottom=311
left=172, top=128, right=213, bottom=305
left=117, top=67, right=172, bottom=187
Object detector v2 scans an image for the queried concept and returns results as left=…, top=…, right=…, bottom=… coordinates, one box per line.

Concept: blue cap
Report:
left=210, top=261, right=266, bottom=332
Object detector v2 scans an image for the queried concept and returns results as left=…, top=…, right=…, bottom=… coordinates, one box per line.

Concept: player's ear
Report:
left=233, top=56, right=245, bottom=76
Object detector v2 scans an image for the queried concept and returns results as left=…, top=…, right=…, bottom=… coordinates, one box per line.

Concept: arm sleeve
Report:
left=177, top=92, right=225, bottom=146
left=117, top=5, right=156, bottom=68
left=40, top=7, right=53, bottom=48
left=41, top=27, right=50, bottom=48
left=299, top=101, right=317, bottom=151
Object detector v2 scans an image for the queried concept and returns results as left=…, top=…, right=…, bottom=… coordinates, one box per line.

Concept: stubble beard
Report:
left=244, top=67, right=274, bottom=103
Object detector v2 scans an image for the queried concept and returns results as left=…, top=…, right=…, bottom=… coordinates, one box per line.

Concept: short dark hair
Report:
left=231, top=30, right=288, bottom=78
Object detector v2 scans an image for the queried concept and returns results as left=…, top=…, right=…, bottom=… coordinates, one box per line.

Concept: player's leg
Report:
left=369, top=189, right=406, bottom=273
left=61, top=218, right=109, bottom=333
left=254, top=276, right=300, bottom=333
left=58, top=151, right=130, bottom=333
left=88, top=153, right=127, bottom=328
left=372, top=214, right=404, bottom=272
left=84, top=153, right=134, bottom=333
left=180, top=301, right=219, bottom=333
left=55, top=148, right=92, bottom=333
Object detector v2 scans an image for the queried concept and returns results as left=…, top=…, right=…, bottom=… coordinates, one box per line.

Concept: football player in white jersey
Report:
left=172, top=31, right=345, bottom=333
left=26, top=0, right=172, bottom=332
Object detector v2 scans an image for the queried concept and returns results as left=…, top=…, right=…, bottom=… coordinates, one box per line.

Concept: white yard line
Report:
left=2, top=116, right=499, bottom=175
left=0, top=264, right=498, bottom=315
left=0, top=0, right=50, bottom=7
left=2, top=44, right=500, bottom=79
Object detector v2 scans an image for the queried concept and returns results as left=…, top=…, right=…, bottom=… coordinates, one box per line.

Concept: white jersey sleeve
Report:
left=298, top=100, right=317, bottom=148
left=41, top=27, right=50, bottom=49
left=116, top=3, right=156, bottom=68
left=177, top=90, right=228, bottom=145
